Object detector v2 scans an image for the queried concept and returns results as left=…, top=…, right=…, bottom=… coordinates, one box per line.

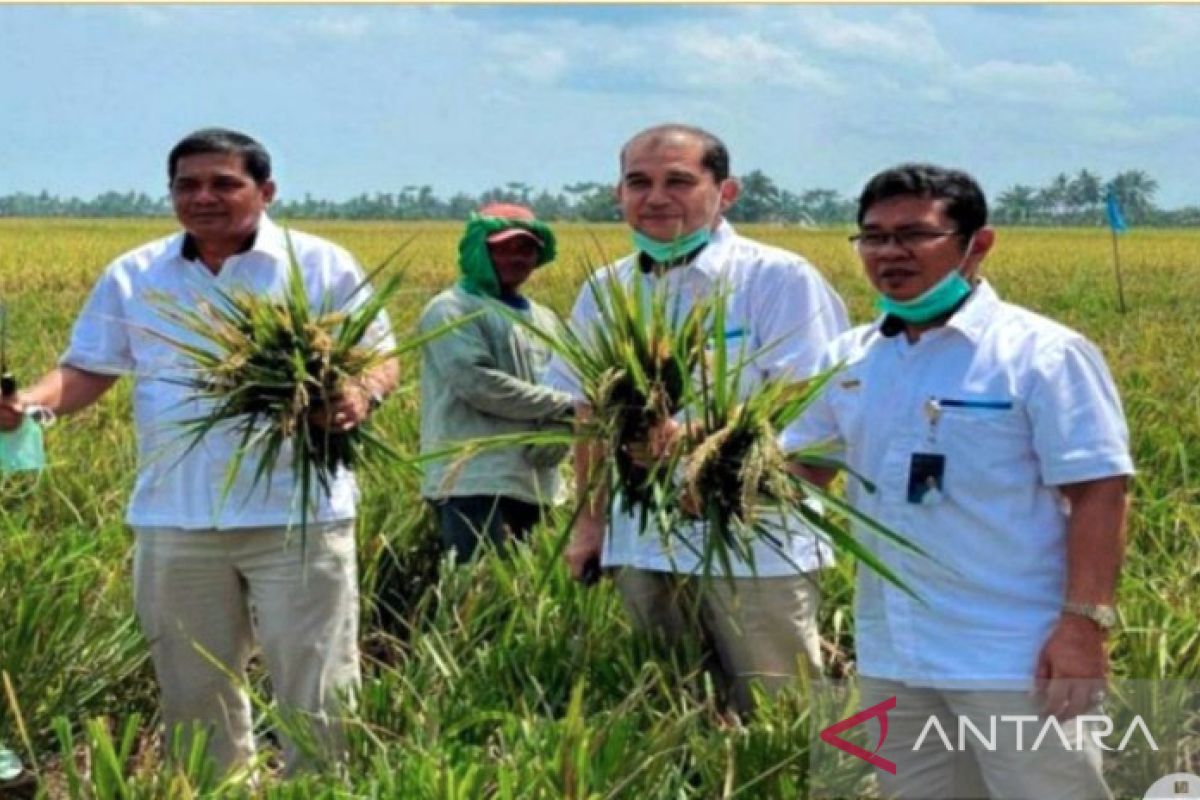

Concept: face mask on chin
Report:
left=0, top=415, right=46, bottom=473
left=632, top=225, right=712, bottom=264
left=876, top=234, right=977, bottom=325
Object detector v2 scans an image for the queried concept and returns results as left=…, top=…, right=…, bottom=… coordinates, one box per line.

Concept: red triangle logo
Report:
left=819, top=695, right=898, bottom=775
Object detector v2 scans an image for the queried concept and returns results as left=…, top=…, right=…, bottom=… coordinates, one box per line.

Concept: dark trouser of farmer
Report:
left=434, top=495, right=544, bottom=564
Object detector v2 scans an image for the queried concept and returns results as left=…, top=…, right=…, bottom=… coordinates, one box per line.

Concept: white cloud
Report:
left=797, top=9, right=950, bottom=67
left=1080, top=114, right=1200, bottom=147
left=299, top=14, right=371, bottom=42
left=669, top=28, right=841, bottom=94
left=918, top=86, right=954, bottom=106
left=482, top=33, right=570, bottom=86
left=118, top=6, right=232, bottom=30
left=1126, top=7, right=1200, bottom=68
left=119, top=6, right=174, bottom=29
left=953, top=59, right=1125, bottom=113
left=454, top=18, right=838, bottom=97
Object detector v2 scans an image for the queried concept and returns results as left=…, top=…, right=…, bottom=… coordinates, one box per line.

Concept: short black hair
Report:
left=620, top=124, right=731, bottom=182
left=167, top=128, right=272, bottom=185
left=857, top=163, right=988, bottom=239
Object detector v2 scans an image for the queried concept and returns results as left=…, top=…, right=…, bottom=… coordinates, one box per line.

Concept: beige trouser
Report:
left=132, top=521, right=360, bottom=776
left=614, top=568, right=822, bottom=714
left=861, top=677, right=1112, bottom=800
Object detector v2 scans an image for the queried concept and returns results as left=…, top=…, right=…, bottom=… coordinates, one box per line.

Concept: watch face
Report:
left=1097, top=607, right=1118, bottom=628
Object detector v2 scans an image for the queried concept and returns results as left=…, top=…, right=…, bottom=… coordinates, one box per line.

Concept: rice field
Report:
left=1, top=218, right=1198, bottom=798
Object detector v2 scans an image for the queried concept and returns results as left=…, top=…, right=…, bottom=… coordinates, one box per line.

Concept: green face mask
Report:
left=876, top=270, right=972, bottom=324
left=876, top=236, right=976, bottom=324
left=0, top=415, right=46, bottom=473
left=632, top=226, right=711, bottom=264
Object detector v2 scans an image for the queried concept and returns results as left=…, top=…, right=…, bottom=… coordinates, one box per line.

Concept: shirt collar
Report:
left=637, top=244, right=705, bottom=274
left=172, top=213, right=289, bottom=265
left=944, top=279, right=1000, bottom=343
left=497, top=292, right=531, bottom=311
left=636, top=218, right=734, bottom=281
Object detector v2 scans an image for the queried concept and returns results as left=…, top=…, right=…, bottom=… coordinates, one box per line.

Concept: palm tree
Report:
left=729, top=169, right=782, bottom=223
left=1109, top=170, right=1159, bottom=224
left=1037, top=172, right=1072, bottom=220
left=996, top=184, right=1039, bottom=225
left=800, top=189, right=849, bottom=225
left=1068, top=169, right=1103, bottom=224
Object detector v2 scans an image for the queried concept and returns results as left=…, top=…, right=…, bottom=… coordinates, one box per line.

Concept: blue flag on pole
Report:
left=1105, top=188, right=1128, bottom=233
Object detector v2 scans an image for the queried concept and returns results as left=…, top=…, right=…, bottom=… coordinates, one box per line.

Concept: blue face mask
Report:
left=876, top=236, right=976, bottom=324
left=0, top=416, right=46, bottom=474
left=632, top=226, right=712, bottom=264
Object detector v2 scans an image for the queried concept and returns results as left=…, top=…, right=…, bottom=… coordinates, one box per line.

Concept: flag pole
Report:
left=1110, top=226, right=1127, bottom=314
left=1104, top=186, right=1130, bottom=314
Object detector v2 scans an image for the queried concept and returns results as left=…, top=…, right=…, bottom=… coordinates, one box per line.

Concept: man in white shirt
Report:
left=784, top=163, right=1132, bottom=799
left=546, top=123, right=849, bottom=714
left=0, top=128, right=398, bottom=775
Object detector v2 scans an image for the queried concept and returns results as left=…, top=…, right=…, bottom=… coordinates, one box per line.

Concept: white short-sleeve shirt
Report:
left=546, top=220, right=850, bottom=576
left=62, top=215, right=396, bottom=530
left=781, top=280, right=1134, bottom=684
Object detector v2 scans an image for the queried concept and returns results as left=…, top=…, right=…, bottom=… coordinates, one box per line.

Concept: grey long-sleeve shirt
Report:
left=418, top=286, right=573, bottom=504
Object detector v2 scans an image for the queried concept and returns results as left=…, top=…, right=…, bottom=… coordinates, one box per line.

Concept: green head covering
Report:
left=458, top=210, right=557, bottom=298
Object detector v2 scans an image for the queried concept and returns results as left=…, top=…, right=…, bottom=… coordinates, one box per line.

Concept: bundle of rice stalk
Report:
left=518, top=265, right=708, bottom=520
left=677, top=330, right=925, bottom=592
left=146, top=233, right=454, bottom=557
left=512, top=269, right=927, bottom=593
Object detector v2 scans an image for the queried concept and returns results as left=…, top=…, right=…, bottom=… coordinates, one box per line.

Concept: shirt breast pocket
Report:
left=826, top=378, right=869, bottom=445
left=796, top=380, right=864, bottom=479
left=528, top=338, right=553, bottom=381
left=937, top=398, right=1032, bottom=472
left=510, top=326, right=551, bottom=382
left=705, top=326, right=751, bottom=372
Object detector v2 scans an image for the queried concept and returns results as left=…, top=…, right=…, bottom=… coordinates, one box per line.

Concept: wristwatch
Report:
left=1062, top=602, right=1118, bottom=631
left=357, top=379, right=385, bottom=413
left=367, top=387, right=385, bottom=413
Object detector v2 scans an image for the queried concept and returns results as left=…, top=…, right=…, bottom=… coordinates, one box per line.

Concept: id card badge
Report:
left=907, top=452, right=945, bottom=505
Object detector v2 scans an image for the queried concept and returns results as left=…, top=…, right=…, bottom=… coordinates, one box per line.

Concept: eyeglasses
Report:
left=848, top=229, right=959, bottom=252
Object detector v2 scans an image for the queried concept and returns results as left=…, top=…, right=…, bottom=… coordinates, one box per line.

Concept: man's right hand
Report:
left=0, top=395, right=25, bottom=432
left=565, top=514, right=606, bottom=582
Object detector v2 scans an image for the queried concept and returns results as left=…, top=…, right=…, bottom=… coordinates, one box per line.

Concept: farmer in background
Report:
left=545, top=123, right=849, bottom=715
left=784, top=163, right=1132, bottom=799
left=418, top=203, right=575, bottom=564
left=0, top=127, right=398, bottom=776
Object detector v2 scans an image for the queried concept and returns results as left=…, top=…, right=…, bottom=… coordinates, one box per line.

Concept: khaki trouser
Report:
left=614, top=568, right=822, bottom=714
left=861, top=677, right=1113, bottom=800
left=132, top=521, right=360, bottom=776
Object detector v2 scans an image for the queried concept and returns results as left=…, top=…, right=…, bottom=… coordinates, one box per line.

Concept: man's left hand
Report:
left=624, top=418, right=689, bottom=468
left=1034, top=615, right=1108, bottom=720
left=310, top=382, right=373, bottom=432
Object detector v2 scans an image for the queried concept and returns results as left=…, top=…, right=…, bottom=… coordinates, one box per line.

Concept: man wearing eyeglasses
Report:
left=784, top=164, right=1132, bottom=799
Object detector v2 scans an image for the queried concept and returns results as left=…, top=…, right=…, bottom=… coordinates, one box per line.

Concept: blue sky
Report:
left=2, top=4, right=1198, bottom=207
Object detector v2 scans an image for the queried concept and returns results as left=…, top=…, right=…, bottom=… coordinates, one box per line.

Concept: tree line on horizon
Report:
left=2, top=168, right=1196, bottom=226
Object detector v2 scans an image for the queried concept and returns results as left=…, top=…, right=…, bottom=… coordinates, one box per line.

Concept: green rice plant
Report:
left=523, top=262, right=707, bottom=523
left=504, top=263, right=926, bottom=592
left=673, top=295, right=922, bottom=589
left=0, top=517, right=150, bottom=748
